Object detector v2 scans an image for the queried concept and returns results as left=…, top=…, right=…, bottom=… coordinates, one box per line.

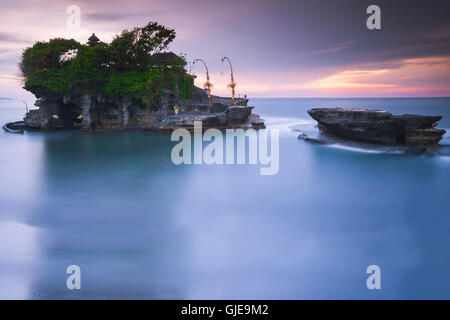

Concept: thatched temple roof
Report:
left=87, top=33, right=100, bottom=46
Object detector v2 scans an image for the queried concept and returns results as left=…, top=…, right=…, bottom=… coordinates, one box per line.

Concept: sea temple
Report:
left=7, top=22, right=265, bottom=133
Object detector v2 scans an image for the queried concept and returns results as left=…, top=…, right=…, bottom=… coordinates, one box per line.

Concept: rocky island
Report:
left=16, top=22, right=264, bottom=132
left=307, top=108, right=446, bottom=146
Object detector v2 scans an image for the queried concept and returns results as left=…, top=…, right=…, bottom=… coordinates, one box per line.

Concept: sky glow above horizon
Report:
left=0, top=0, right=449, bottom=100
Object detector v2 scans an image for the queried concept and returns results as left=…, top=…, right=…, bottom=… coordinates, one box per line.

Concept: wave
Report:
left=264, top=117, right=315, bottom=137
left=326, top=144, right=404, bottom=155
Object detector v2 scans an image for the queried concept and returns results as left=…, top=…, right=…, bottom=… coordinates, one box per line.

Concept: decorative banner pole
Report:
left=193, top=59, right=212, bottom=104
left=221, top=56, right=236, bottom=105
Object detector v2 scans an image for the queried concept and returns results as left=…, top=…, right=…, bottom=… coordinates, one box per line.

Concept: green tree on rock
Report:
left=20, top=21, right=193, bottom=102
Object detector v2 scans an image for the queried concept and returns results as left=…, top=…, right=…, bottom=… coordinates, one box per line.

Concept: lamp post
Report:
left=221, top=56, right=236, bottom=105
left=192, top=59, right=212, bottom=104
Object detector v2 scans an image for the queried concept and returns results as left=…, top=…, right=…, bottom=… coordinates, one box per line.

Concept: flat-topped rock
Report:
left=156, top=105, right=256, bottom=131
left=308, top=107, right=446, bottom=146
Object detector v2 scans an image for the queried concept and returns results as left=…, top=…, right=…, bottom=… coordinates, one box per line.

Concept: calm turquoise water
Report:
left=0, top=98, right=449, bottom=299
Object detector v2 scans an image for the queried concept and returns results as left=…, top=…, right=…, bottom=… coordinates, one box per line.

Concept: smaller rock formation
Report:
left=152, top=103, right=265, bottom=132
left=307, top=108, right=446, bottom=146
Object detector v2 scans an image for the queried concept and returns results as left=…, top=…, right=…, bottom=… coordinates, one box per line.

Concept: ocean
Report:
left=0, top=97, right=449, bottom=299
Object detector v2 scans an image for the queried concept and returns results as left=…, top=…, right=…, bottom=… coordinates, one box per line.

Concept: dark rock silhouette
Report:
left=87, top=33, right=100, bottom=46
left=308, top=108, right=445, bottom=146
left=23, top=88, right=263, bottom=131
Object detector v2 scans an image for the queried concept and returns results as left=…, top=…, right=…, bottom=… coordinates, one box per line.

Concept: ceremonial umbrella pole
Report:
left=221, top=56, right=236, bottom=105
left=193, top=59, right=212, bottom=104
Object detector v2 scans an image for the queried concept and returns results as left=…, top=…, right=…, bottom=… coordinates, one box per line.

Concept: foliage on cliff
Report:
left=20, top=22, right=194, bottom=101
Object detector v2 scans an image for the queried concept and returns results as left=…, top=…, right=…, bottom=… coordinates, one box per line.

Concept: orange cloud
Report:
left=304, top=69, right=394, bottom=89
left=201, top=56, right=450, bottom=97
left=303, top=56, right=450, bottom=96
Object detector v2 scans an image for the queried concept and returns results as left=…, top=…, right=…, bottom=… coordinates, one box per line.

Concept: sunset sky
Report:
left=1, top=0, right=449, bottom=99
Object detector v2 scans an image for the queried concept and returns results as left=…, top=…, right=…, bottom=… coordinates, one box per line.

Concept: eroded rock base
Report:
left=307, top=108, right=445, bottom=146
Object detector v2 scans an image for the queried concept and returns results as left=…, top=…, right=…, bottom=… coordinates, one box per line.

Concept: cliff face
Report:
left=24, top=92, right=172, bottom=130
left=24, top=87, right=262, bottom=131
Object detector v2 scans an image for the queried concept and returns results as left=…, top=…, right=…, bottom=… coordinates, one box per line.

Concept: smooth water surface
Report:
left=0, top=98, right=449, bottom=299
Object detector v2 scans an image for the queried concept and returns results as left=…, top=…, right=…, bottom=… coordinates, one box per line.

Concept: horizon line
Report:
left=247, top=96, right=450, bottom=99
left=2, top=96, right=450, bottom=102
